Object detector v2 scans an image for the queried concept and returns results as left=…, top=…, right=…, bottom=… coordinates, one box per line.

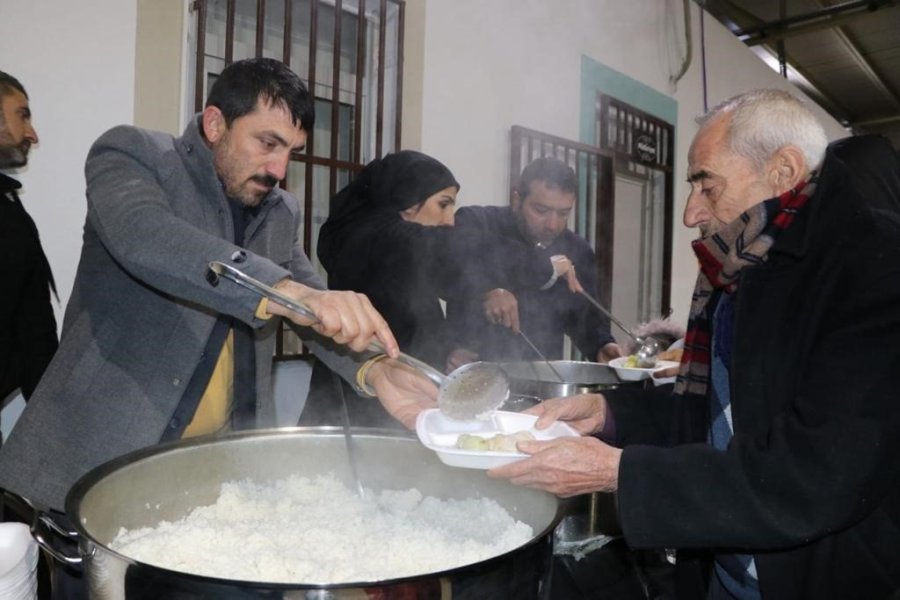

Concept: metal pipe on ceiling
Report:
left=851, top=114, right=900, bottom=127
left=735, top=0, right=900, bottom=46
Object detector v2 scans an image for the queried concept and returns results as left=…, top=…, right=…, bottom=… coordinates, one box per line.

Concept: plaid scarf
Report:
left=674, top=174, right=818, bottom=397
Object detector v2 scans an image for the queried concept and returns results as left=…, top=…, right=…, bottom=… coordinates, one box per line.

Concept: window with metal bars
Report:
left=192, top=0, right=405, bottom=356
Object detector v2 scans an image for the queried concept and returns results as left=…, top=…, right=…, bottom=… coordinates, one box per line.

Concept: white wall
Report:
left=418, top=0, right=847, bottom=324
left=0, top=0, right=138, bottom=323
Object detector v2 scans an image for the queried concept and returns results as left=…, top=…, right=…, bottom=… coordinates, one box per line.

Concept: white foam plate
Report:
left=415, top=409, right=578, bottom=469
left=608, top=357, right=680, bottom=382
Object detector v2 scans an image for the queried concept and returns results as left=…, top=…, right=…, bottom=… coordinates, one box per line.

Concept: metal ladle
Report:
left=518, top=330, right=565, bottom=382
left=332, top=370, right=366, bottom=499
left=208, top=262, right=509, bottom=421
left=577, top=290, right=661, bottom=368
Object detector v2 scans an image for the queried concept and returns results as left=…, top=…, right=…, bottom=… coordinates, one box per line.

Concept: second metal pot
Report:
left=500, top=360, right=628, bottom=400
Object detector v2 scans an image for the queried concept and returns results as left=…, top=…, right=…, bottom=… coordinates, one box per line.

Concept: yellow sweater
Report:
left=182, top=299, right=269, bottom=438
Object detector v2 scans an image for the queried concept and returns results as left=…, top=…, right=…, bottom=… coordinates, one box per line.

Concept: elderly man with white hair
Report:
left=490, top=89, right=900, bottom=599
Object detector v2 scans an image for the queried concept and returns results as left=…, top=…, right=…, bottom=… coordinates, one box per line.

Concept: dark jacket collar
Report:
left=176, top=115, right=222, bottom=198
left=0, top=172, right=22, bottom=196
left=769, top=136, right=900, bottom=261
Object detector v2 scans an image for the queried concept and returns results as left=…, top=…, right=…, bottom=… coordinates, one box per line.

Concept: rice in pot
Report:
left=110, top=474, right=533, bottom=584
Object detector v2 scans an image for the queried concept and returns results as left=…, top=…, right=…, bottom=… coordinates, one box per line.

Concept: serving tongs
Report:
left=208, top=262, right=509, bottom=420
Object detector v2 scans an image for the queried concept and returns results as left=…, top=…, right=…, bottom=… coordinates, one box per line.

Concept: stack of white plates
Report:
left=0, top=522, right=38, bottom=600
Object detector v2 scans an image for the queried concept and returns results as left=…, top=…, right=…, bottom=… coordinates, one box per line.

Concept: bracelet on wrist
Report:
left=355, top=353, right=389, bottom=397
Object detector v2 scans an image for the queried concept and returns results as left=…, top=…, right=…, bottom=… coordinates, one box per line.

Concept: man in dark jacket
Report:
left=491, top=89, right=900, bottom=598
left=0, top=71, right=57, bottom=405
left=445, top=158, right=621, bottom=369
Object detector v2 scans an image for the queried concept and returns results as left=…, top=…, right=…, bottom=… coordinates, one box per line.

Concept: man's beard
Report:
left=512, top=209, right=561, bottom=247
left=0, top=141, right=29, bottom=169
left=229, top=174, right=278, bottom=206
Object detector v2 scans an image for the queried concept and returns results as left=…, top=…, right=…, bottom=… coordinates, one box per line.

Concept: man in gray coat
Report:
left=0, top=58, right=436, bottom=516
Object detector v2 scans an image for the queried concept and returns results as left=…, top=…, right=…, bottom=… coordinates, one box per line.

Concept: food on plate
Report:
left=456, top=433, right=489, bottom=451
left=457, top=431, right=535, bottom=453
left=621, top=350, right=681, bottom=369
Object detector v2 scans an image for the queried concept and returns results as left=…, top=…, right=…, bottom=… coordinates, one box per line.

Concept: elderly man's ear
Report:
left=768, top=145, right=809, bottom=194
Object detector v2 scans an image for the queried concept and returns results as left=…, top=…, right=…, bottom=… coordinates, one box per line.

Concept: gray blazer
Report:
left=0, top=118, right=362, bottom=510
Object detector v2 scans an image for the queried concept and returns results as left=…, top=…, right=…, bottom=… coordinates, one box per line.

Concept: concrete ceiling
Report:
left=702, top=0, right=900, bottom=148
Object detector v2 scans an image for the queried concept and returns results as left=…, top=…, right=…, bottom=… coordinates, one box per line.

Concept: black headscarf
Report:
left=318, top=150, right=459, bottom=269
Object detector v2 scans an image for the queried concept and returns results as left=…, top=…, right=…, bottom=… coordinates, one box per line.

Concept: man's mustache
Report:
left=251, top=174, right=278, bottom=188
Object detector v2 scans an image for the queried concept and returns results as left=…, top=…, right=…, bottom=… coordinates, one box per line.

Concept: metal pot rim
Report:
left=500, top=360, right=621, bottom=386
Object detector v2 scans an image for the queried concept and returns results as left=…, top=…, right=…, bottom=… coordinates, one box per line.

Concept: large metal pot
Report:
left=500, top=360, right=628, bottom=400
left=56, top=427, right=561, bottom=599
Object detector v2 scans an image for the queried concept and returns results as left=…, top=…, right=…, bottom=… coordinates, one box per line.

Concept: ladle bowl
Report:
left=633, top=336, right=662, bottom=368
left=436, top=362, right=510, bottom=421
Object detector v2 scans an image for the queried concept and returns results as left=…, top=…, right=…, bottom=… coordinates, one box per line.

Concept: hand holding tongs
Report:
left=207, top=261, right=446, bottom=386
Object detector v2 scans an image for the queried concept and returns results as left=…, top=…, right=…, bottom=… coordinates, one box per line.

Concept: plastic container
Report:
left=0, top=522, right=38, bottom=600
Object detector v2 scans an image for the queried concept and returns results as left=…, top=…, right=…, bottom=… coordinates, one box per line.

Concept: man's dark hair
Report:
left=516, top=157, right=578, bottom=199
left=0, top=70, right=28, bottom=100
left=205, top=58, right=314, bottom=131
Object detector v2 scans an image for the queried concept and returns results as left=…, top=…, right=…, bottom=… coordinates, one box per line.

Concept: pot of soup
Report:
left=44, top=427, right=561, bottom=599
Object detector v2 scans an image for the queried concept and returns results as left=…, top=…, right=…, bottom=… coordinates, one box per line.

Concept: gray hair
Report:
left=698, top=89, right=827, bottom=172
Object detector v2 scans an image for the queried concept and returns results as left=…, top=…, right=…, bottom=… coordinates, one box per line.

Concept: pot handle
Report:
left=32, top=514, right=87, bottom=566
left=2, top=489, right=86, bottom=566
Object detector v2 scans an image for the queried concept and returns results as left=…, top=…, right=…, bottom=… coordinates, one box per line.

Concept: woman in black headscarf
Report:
left=303, top=151, right=488, bottom=428
left=318, top=150, right=471, bottom=370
